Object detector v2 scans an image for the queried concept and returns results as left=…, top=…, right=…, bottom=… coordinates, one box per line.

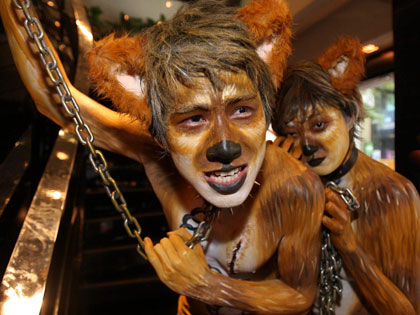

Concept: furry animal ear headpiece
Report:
left=87, top=0, right=292, bottom=136
left=87, top=33, right=150, bottom=129
left=236, top=0, right=292, bottom=89
left=317, top=36, right=365, bottom=96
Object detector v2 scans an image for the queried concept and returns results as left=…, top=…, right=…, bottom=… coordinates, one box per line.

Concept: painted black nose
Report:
left=302, top=144, right=318, bottom=156
left=206, top=140, right=241, bottom=164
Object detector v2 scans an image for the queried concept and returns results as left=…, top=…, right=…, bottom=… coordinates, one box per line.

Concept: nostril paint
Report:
left=206, top=140, right=241, bottom=164
left=302, top=144, right=318, bottom=156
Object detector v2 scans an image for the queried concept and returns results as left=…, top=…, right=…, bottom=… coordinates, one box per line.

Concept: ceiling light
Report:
left=362, top=44, right=379, bottom=54
left=166, top=1, right=173, bottom=8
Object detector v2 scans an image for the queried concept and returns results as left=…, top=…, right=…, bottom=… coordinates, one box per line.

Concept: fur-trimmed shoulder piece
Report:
left=317, top=36, right=365, bottom=96
left=236, top=0, right=292, bottom=88
left=87, top=33, right=152, bottom=129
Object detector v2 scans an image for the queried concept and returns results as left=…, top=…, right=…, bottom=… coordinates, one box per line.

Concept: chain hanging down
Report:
left=12, top=0, right=148, bottom=261
left=319, top=181, right=360, bottom=315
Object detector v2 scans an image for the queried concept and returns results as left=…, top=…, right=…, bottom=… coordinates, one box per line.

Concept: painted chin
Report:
left=204, top=165, right=248, bottom=195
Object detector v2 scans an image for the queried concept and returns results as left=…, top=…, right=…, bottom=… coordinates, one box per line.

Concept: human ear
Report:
left=87, top=33, right=152, bottom=131
left=317, top=37, right=365, bottom=96
left=236, top=0, right=292, bottom=89
left=344, top=113, right=356, bottom=132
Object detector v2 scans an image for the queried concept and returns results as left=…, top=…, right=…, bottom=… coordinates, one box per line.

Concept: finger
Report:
left=291, top=144, right=302, bottom=160
left=322, top=215, right=344, bottom=234
left=325, top=201, right=349, bottom=224
left=325, top=188, right=347, bottom=208
left=160, top=237, right=182, bottom=264
left=273, top=135, right=285, bottom=147
left=168, top=227, right=193, bottom=242
left=169, top=233, right=190, bottom=256
left=144, top=237, right=163, bottom=272
left=170, top=233, right=206, bottom=258
left=154, top=240, right=174, bottom=270
left=280, top=137, right=295, bottom=152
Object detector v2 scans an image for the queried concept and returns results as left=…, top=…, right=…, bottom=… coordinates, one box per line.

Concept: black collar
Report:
left=322, top=147, right=358, bottom=184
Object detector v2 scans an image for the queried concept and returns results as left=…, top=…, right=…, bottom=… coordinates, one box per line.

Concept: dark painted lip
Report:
left=204, top=165, right=248, bottom=195
left=308, top=157, right=325, bottom=167
left=214, top=164, right=240, bottom=173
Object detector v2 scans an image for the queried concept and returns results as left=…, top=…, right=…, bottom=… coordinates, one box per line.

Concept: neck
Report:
left=322, top=142, right=358, bottom=184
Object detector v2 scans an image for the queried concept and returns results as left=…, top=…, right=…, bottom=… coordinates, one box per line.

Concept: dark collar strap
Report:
left=323, top=147, right=358, bottom=184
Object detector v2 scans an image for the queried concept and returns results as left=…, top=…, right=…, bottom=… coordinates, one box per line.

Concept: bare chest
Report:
left=179, top=206, right=282, bottom=278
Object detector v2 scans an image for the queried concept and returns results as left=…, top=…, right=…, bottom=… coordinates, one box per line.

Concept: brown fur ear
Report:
left=236, top=0, right=292, bottom=89
left=317, top=36, right=365, bottom=96
left=87, top=33, right=152, bottom=130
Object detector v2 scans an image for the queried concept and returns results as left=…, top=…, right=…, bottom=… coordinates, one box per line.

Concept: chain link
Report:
left=319, top=229, right=343, bottom=315
left=13, top=0, right=147, bottom=261
left=319, top=181, right=359, bottom=314
left=185, top=206, right=219, bottom=249
left=325, top=181, right=360, bottom=211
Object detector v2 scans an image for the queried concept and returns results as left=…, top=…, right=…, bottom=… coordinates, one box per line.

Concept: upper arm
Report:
left=0, top=0, right=158, bottom=162
left=358, top=177, right=420, bottom=311
left=276, top=170, right=324, bottom=299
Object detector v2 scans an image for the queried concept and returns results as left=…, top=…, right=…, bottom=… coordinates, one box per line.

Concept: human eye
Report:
left=314, top=121, right=324, bottom=128
left=231, top=106, right=253, bottom=119
left=179, top=114, right=206, bottom=128
left=281, top=126, right=297, bottom=137
left=312, top=120, right=327, bottom=131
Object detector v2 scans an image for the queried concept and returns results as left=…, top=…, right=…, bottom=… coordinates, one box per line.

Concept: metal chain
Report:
left=185, top=205, right=219, bottom=249
left=319, top=228, right=343, bottom=315
left=319, top=181, right=360, bottom=314
left=13, top=0, right=147, bottom=261
left=325, top=181, right=360, bottom=212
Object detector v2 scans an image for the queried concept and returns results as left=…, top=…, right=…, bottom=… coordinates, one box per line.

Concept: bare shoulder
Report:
left=353, top=152, right=419, bottom=305
left=260, top=142, right=325, bottom=222
left=355, top=152, right=420, bottom=214
left=263, top=141, right=323, bottom=190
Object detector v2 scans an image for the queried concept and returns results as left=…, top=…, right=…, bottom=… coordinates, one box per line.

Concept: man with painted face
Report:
left=1, top=0, right=325, bottom=313
left=273, top=37, right=420, bottom=314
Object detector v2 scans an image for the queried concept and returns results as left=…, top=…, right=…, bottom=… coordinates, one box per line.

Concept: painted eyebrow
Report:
left=285, top=111, right=321, bottom=126
left=223, top=93, right=258, bottom=106
left=303, top=111, right=323, bottom=122
left=172, top=103, right=210, bottom=115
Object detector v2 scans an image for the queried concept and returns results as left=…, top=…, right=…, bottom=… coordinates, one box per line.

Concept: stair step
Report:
left=83, top=211, right=169, bottom=249
left=77, top=280, right=178, bottom=315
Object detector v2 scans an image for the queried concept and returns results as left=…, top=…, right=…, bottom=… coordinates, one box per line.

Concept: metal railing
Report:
left=0, top=0, right=93, bottom=313
left=0, top=129, right=78, bottom=315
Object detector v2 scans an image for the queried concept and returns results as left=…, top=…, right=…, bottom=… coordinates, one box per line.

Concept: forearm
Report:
left=1, top=0, right=157, bottom=162
left=187, top=270, right=313, bottom=314
left=341, top=243, right=416, bottom=315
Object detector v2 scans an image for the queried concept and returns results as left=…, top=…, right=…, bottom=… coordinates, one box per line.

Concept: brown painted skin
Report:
left=327, top=152, right=420, bottom=314
left=280, top=104, right=420, bottom=314
left=1, top=0, right=325, bottom=314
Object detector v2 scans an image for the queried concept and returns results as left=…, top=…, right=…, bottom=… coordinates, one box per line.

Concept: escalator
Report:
left=66, top=151, right=178, bottom=315
left=0, top=1, right=178, bottom=314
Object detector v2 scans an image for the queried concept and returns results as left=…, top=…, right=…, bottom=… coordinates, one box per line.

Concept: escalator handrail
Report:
left=0, top=129, right=78, bottom=314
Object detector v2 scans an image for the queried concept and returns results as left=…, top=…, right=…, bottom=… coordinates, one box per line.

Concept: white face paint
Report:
left=166, top=72, right=267, bottom=208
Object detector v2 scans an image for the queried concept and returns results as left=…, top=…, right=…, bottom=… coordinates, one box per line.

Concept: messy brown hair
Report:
left=272, top=60, right=365, bottom=139
left=144, top=0, right=274, bottom=147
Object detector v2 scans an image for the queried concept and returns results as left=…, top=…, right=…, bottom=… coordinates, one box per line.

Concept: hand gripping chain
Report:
left=12, top=0, right=147, bottom=261
left=319, top=181, right=360, bottom=314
